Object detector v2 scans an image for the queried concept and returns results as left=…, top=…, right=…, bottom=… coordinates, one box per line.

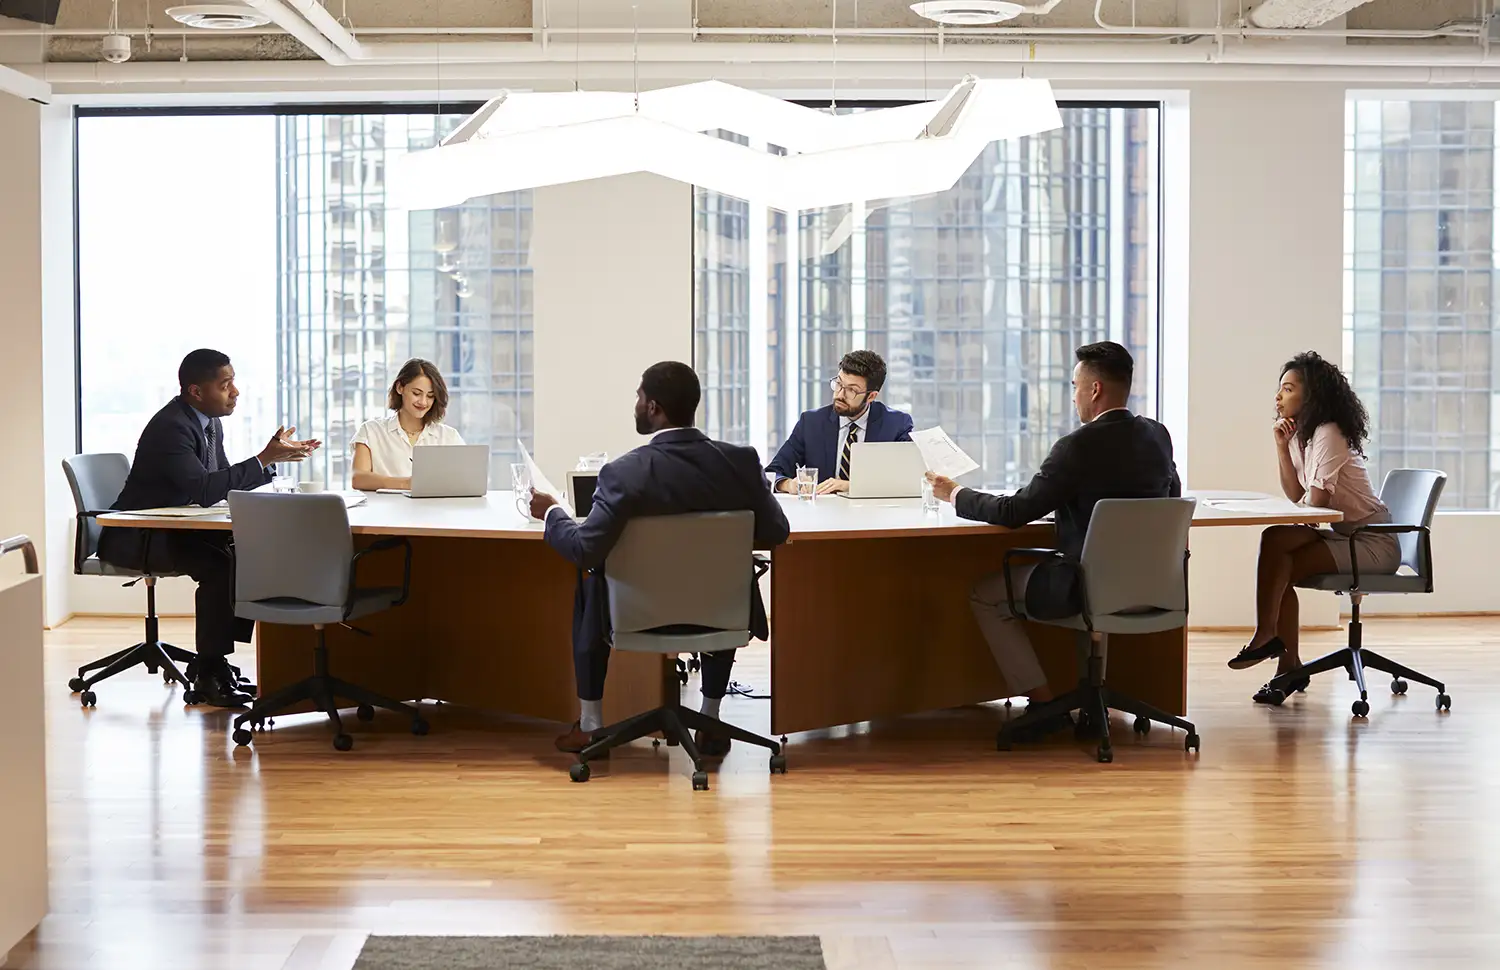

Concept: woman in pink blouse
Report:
left=1227, top=351, right=1400, bottom=702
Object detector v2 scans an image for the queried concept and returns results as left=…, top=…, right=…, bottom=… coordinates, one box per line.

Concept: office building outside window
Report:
left=1345, top=99, right=1496, bottom=510
left=78, top=110, right=534, bottom=490
left=694, top=105, right=1161, bottom=487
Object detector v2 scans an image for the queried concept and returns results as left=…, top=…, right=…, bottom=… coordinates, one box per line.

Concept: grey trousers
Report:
left=969, top=564, right=1049, bottom=696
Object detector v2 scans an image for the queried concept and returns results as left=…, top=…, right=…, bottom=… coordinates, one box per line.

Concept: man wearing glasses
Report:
left=766, top=349, right=914, bottom=495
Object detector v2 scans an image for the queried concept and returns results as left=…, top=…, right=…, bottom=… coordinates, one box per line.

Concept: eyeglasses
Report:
left=829, top=377, right=869, bottom=398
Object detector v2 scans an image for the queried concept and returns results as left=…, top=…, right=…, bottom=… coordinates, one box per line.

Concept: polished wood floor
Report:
left=6, top=616, right=1500, bottom=969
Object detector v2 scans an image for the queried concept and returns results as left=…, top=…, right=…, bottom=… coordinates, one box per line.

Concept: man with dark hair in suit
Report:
left=99, top=349, right=321, bottom=707
left=766, top=348, right=915, bottom=495
left=529, top=361, right=790, bottom=759
left=927, top=341, right=1181, bottom=712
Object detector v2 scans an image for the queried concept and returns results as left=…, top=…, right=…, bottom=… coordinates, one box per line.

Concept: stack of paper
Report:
left=518, top=440, right=572, bottom=519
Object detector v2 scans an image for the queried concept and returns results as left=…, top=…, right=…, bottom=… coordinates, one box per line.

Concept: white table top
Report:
left=97, top=489, right=1340, bottom=542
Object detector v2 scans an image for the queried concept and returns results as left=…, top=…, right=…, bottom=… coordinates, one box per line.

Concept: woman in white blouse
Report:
left=1227, top=351, right=1400, bottom=700
left=350, top=358, right=465, bottom=491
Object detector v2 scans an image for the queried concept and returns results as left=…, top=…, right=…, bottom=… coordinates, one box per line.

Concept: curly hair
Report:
left=1281, top=351, right=1370, bottom=455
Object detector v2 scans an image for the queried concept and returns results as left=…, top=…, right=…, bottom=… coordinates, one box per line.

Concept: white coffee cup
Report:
left=297, top=480, right=325, bottom=494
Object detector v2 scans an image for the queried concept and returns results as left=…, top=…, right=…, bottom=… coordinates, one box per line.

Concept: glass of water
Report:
left=921, top=476, right=940, bottom=513
left=795, top=466, right=819, bottom=502
left=511, top=463, right=533, bottom=518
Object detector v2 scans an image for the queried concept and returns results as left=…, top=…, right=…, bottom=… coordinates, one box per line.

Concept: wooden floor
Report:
left=6, top=616, right=1500, bottom=969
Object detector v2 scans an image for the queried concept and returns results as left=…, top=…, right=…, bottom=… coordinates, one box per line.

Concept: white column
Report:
left=532, top=173, right=694, bottom=485
left=1184, top=83, right=1346, bottom=627
left=0, top=95, right=48, bottom=596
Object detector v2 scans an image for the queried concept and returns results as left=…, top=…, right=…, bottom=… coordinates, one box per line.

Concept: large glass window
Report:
left=1345, top=99, right=1497, bottom=510
left=694, top=104, right=1162, bottom=488
left=78, top=109, right=533, bottom=488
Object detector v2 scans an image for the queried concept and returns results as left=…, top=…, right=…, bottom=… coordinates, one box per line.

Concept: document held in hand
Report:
left=518, top=440, right=572, bottom=519
left=910, top=426, right=979, bottom=480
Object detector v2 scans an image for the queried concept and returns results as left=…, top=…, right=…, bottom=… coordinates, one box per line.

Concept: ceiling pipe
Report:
left=239, top=0, right=350, bottom=64
left=282, top=0, right=367, bottom=60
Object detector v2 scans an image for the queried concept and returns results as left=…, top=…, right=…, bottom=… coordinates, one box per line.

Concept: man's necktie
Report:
left=838, top=422, right=859, bottom=480
left=203, top=421, right=219, bottom=473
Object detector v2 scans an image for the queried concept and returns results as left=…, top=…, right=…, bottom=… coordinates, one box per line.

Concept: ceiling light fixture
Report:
left=391, top=77, right=1062, bottom=213
left=166, top=4, right=273, bottom=29
left=909, top=1, right=1063, bottom=26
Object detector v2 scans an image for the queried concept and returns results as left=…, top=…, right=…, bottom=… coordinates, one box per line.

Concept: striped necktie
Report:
left=838, top=421, right=859, bottom=480
left=203, top=421, right=219, bottom=473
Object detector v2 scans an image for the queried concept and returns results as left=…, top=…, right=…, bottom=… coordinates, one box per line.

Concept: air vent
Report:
left=910, top=1, right=1028, bottom=25
left=166, top=4, right=273, bottom=29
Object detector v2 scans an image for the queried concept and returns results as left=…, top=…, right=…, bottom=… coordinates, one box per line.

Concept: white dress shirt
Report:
left=350, top=413, right=464, bottom=479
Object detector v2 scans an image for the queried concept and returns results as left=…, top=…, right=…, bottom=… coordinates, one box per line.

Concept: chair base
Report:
left=572, top=703, right=786, bottom=790
left=997, top=680, right=1200, bottom=763
left=231, top=632, right=427, bottom=752
left=68, top=576, right=197, bottom=706
left=1262, top=604, right=1450, bottom=717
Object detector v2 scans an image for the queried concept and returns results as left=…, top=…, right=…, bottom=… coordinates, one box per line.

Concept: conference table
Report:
left=99, top=491, right=1339, bottom=736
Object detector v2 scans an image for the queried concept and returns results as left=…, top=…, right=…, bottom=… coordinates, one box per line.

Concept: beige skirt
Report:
left=1318, top=512, right=1402, bottom=576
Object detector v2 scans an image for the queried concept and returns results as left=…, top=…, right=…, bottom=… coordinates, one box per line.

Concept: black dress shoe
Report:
left=193, top=674, right=252, bottom=709
left=1228, top=637, right=1286, bottom=670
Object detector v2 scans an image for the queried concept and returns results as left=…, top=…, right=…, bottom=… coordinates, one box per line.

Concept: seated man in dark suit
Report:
left=98, top=349, right=320, bottom=708
left=528, top=361, right=791, bottom=758
left=765, top=349, right=914, bottom=495
left=927, top=341, right=1181, bottom=711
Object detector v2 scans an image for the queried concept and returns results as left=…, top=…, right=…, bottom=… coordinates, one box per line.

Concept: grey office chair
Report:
left=571, top=511, right=786, bottom=790
left=226, top=491, right=427, bottom=751
left=1261, top=468, right=1450, bottom=717
left=62, top=453, right=201, bottom=707
left=997, top=497, right=1200, bottom=764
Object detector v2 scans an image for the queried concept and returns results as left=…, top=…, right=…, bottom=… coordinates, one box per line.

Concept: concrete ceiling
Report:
left=0, top=0, right=1487, bottom=63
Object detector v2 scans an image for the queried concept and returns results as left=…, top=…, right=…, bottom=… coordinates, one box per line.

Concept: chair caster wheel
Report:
left=1437, top=693, right=1452, bottom=712
left=570, top=762, right=591, bottom=783
left=1391, top=679, right=1408, bottom=695
left=355, top=703, right=375, bottom=722
left=333, top=734, right=354, bottom=752
left=1351, top=699, right=1370, bottom=718
left=163, top=672, right=175, bottom=686
left=1096, top=744, right=1114, bottom=764
left=183, top=689, right=201, bottom=705
left=691, top=770, right=710, bottom=791
left=688, top=657, right=701, bottom=673
left=80, top=690, right=97, bottom=708
left=145, top=664, right=158, bottom=675
left=69, top=677, right=85, bottom=693
left=1133, top=716, right=1151, bottom=735
left=232, top=728, right=253, bottom=747
left=652, top=738, right=661, bottom=748
left=769, top=754, right=787, bottom=775
left=1185, top=732, right=1201, bottom=753
left=411, top=718, right=429, bottom=736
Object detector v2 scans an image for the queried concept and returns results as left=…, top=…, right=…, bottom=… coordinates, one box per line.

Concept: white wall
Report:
left=0, top=94, right=49, bottom=598
left=1181, top=83, right=1347, bottom=628
left=531, top=173, right=694, bottom=486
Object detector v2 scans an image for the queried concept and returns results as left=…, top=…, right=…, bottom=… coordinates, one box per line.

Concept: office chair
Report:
left=571, top=511, right=786, bottom=790
left=226, top=491, right=427, bottom=751
left=997, top=497, right=1200, bottom=764
left=1260, top=468, right=1450, bottom=717
left=62, top=453, right=200, bottom=708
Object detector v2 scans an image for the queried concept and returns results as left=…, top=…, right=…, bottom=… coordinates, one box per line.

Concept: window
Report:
left=78, top=109, right=534, bottom=488
left=1345, top=99, right=1497, bottom=509
left=694, top=104, right=1162, bottom=488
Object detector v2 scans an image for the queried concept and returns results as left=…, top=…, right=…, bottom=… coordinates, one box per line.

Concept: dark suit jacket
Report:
left=765, top=401, right=915, bottom=485
left=544, top=427, right=790, bottom=645
left=99, top=397, right=273, bottom=569
left=955, top=409, right=1181, bottom=561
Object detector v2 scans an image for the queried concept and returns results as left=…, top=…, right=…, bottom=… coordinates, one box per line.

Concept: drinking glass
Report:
left=920, top=476, right=940, bottom=513
left=795, top=466, right=818, bottom=502
left=511, top=462, right=532, bottom=518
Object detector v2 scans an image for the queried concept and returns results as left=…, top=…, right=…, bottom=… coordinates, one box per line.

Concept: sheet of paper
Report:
left=518, top=440, right=572, bottom=519
left=111, top=506, right=227, bottom=518
left=910, top=426, right=979, bottom=479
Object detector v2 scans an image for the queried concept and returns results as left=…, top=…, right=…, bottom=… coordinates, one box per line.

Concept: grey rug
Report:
left=352, top=935, right=827, bottom=970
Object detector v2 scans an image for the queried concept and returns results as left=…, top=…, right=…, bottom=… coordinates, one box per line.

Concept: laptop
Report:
left=566, top=471, right=600, bottom=519
left=405, top=444, right=489, bottom=498
left=839, top=441, right=927, bottom=499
